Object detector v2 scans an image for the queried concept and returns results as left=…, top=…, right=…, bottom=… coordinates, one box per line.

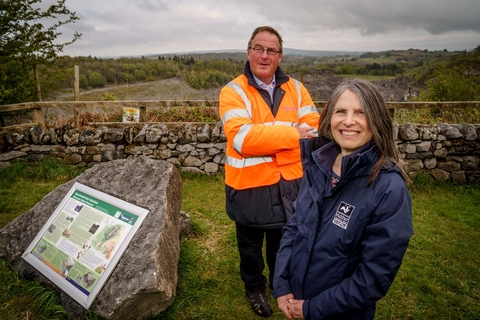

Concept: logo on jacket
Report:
left=281, top=106, right=297, bottom=112
left=333, top=201, right=355, bottom=229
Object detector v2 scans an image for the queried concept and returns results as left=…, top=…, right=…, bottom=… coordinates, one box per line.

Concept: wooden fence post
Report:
left=73, top=65, right=81, bottom=128
left=34, top=64, right=42, bottom=102
left=74, top=65, right=80, bottom=102
left=32, top=103, right=46, bottom=130
left=140, top=106, right=147, bottom=122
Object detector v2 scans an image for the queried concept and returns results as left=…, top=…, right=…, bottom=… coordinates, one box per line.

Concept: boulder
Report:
left=0, top=156, right=182, bottom=319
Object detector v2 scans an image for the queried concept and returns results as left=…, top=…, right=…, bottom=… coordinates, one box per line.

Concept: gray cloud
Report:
left=56, top=0, right=480, bottom=56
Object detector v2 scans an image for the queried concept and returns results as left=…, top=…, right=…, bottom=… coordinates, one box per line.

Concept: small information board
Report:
left=122, top=107, right=140, bottom=122
left=22, top=182, right=149, bottom=309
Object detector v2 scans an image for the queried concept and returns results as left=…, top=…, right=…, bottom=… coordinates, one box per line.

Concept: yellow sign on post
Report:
left=123, top=107, right=140, bottom=123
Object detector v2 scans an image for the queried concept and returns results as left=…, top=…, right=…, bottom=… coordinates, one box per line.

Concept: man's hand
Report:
left=277, top=293, right=295, bottom=319
left=296, top=126, right=316, bottom=139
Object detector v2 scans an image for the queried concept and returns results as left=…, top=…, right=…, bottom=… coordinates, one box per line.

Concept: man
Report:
left=219, top=26, right=320, bottom=318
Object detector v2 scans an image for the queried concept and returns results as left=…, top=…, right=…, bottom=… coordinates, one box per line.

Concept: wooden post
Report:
left=388, top=95, right=395, bottom=118
left=73, top=65, right=80, bottom=128
left=74, top=64, right=80, bottom=101
left=34, top=64, right=42, bottom=102
left=32, top=104, right=46, bottom=130
left=140, top=106, right=147, bottom=122
left=74, top=105, right=80, bottom=128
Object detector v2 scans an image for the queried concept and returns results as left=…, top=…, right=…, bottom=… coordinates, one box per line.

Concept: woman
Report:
left=273, top=79, right=413, bottom=319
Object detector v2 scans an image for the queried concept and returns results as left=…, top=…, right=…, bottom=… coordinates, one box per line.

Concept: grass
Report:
left=1, top=160, right=480, bottom=319
left=0, top=159, right=87, bottom=320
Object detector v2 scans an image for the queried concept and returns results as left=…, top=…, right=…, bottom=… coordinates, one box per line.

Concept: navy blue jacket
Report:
left=273, top=137, right=413, bottom=319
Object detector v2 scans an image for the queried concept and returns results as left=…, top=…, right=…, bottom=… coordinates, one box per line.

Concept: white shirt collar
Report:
left=253, top=74, right=276, bottom=89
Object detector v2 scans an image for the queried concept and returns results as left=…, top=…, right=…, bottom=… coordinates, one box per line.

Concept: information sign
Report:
left=22, top=182, right=149, bottom=308
left=122, top=107, right=140, bottom=122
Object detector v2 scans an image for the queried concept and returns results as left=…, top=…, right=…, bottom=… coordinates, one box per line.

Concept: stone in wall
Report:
left=419, top=125, right=439, bottom=140
left=430, top=168, right=450, bottom=181
left=424, top=158, right=437, bottom=170
left=146, top=124, right=167, bottom=143
left=178, top=124, right=197, bottom=144
left=438, top=161, right=462, bottom=172
left=64, top=153, right=82, bottom=165
left=127, top=126, right=140, bottom=144
left=78, top=127, right=105, bottom=145
left=154, top=148, right=172, bottom=160
left=398, top=123, right=419, bottom=141
left=197, top=124, right=211, bottom=142
left=64, top=128, right=80, bottom=146
left=451, top=156, right=480, bottom=169
left=26, top=153, right=44, bottom=162
left=0, top=150, right=27, bottom=161
left=102, top=150, right=124, bottom=162
left=1, top=122, right=479, bottom=183
left=204, top=162, right=219, bottom=174
left=183, top=155, right=202, bottom=167
left=29, top=125, right=50, bottom=144
left=404, top=159, right=424, bottom=174
left=457, top=124, right=477, bottom=141
left=416, top=141, right=432, bottom=152
left=439, top=123, right=462, bottom=139
left=434, top=148, right=448, bottom=158
left=211, top=121, right=225, bottom=142
left=452, top=171, right=467, bottom=184
left=104, top=128, right=125, bottom=143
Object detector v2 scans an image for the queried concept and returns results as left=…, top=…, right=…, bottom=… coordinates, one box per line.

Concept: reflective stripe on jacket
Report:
left=219, top=68, right=320, bottom=190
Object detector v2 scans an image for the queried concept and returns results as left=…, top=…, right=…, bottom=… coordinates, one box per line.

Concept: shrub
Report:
left=88, top=71, right=105, bottom=88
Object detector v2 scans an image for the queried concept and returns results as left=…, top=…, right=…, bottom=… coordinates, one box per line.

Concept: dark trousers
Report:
left=235, top=222, right=283, bottom=293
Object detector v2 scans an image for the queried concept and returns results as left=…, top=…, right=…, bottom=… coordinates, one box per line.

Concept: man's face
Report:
left=247, top=31, right=282, bottom=84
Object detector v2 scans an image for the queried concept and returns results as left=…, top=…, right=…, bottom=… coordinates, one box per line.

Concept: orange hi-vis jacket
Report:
left=219, top=69, right=320, bottom=190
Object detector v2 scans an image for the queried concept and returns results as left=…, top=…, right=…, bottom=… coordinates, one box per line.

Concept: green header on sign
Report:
left=71, top=190, right=137, bottom=225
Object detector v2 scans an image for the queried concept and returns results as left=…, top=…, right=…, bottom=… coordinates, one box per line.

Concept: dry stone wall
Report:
left=1, top=122, right=479, bottom=184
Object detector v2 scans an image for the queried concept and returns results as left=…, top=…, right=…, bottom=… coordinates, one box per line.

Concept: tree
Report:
left=0, top=0, right=81, bottom=104
left=419, top=46, right=480, bottom=101
left=88, top=71, right=105, bottom=88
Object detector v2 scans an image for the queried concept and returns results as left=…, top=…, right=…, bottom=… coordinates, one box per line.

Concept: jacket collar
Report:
left=301, top=137, right=378, bottom=180
left=243, top=61, right=290, bottom=89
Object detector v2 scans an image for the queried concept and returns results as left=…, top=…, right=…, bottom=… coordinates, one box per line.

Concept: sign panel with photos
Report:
left=22, top=182, right=149, bottom=309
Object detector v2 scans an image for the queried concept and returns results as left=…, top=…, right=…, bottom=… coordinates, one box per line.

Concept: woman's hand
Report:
left=286, top=299, right=305, bottom=319
left=277, top=293, right=295, bottom=319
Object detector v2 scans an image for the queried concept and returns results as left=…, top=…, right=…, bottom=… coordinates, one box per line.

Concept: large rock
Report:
left=0, top=156, right=182, bottom=319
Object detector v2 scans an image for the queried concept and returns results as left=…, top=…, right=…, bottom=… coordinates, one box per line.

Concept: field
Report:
left=0, top=159, right=479, bottom=319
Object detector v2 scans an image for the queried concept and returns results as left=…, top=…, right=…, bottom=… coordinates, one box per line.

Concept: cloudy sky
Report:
left=51, top=0, right=480, bottom=57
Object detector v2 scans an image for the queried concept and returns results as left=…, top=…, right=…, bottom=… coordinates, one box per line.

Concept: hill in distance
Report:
left=142, top=48, right=363, bottom=59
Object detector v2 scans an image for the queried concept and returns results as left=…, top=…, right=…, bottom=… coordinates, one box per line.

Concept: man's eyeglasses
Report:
left=249, top=46, right=281, bottom=56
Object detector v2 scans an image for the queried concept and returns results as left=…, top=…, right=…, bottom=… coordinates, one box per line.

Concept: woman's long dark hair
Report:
left=319, top=78, right=410, bottom=185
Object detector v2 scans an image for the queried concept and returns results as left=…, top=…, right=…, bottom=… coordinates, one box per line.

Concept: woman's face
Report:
left=331, top=90, right=373, bottom=155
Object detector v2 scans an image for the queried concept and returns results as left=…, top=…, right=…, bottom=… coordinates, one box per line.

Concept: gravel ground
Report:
left=56, top=77, right=221, bottom=101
